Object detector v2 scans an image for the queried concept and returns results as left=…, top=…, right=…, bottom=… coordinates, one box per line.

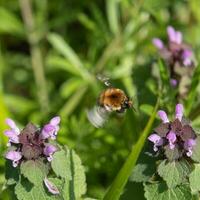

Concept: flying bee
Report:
left=98, top=88, right=133, bottom=113
left=87, top=75, right=134, bottom=127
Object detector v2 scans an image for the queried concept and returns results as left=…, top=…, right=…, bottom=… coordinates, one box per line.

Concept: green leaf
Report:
left=46, top=55, right=80, bottom=76
left=191, top=136, right=200, bottom=162
left=144, top=183, right=193, bottom=200
left=130, top=163, right=155, bottom=183
left=60, top=78, right=83, bottom=99
left=158, top=159, right=192, bottom=188
left=129, top=152, right=157, bottom=183
left=47, top=33, right=92, bottom=81
left=20, top=160, right=49, bottom=186
left=0, top=7, right=24, bottom=36
left=59, top=86, right=87, bottom=117
left=15, top=176, right=59, bottom=200
left=51, top=149, right=71, bottom=179
left=189, top=164, right=200, bottom=193
left=106, top=0, right=120, bottom=34
left=62, top=149, right=86, bottom=200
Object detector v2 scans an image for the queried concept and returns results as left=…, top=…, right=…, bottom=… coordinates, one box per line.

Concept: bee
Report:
left=98, top=88, right=133, bottom=113
left=87, top=75, right=133, bottom=127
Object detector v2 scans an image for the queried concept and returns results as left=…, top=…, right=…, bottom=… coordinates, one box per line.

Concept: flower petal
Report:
left=44, top=178, right=59, bottom=195
left=50, top=116, right=60, bottom=126
left=6, top=151, right=22, bottom=161
left=175, top=31, right=182, bottom=44
left=175, top=104, right=184, bottom=121
left=170, top=79, right=178, bottom=87
left=43, top=144, right=57, bottom=156
left=148, top=134, right=161, bottom=143
left=158, top=110, right=169, bottom=123
left=5, top=118, right=20, bottom=134
left=152, top=38, right=164, bottom=49
left=166, top=131, right=177, bottom=150
left=167, top=26, right=176, bottom=43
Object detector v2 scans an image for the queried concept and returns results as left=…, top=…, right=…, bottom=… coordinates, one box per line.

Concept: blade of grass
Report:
left=106, top=0, right=120, bottom=35
left=103, top=95, right=160, bottom=200
left=59, top=86, right=88, bottom=118
left=47, top=33, right=93, bottom=82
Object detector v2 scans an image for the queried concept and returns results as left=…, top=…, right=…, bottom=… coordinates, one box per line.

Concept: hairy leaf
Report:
left=189, top=164, right=200, bottom=193
left=62, top=149, right=86, bottom=200
left=20, top=160, right=49, bottom=185
left=144, top=183, right=193, bottom=200
left=158, top=159, right=192, bottom=188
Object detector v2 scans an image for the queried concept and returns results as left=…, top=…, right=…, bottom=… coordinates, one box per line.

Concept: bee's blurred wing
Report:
left=87, top=106, right=108, bottom=128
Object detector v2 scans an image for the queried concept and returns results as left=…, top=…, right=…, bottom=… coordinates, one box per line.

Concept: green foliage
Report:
left=157, top=160, right=192, bottom=188
left=191, top=136, right=200, bottom=162
left=1, top=0, right=200, bottom=199
left=189, top=164, right=200, bottom=193
left=20, top=160, right=49, bottom=185
left=4, top=146, right=88, bottom=200
left=144, top=183, right=194, bottom=200
left=51, top=148, right=71, bottom=179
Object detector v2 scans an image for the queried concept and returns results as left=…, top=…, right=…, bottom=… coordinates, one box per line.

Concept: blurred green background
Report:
left=1, top=0, right=200, bottom=199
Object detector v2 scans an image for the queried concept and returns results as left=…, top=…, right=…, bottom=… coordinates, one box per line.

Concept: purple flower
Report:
left=166, top=131, right=176, bottom=149
left=158, top=110, right=169, bottom=123
left=44, top=178, right=59, bottom=194
left=182, top=49, right=193, bottom=66
left=175, top=104, right=183, bottom=121
left=149, top=104, right=197, bottom=160
left=6, top=118, right=20, bottom=134
left=5, top=151, right=22, bottom=167
left=170, top=79, right=178, bottom=87
left=167, top=26, right=182, bottom=44
left=4, top=130, right=19, bottom=146
left=148, top=134, right=164, bottom=152
left=41, top=116, right=60, bottom=140
left=43, top=144, right=57, bottom=162
left=152, top=38, right=164, bottom=49
left=153, top=26, right=195, bottom=98
left=184, top=139, right=196, bottom=157
left=4, top=118, right=20, bottom=146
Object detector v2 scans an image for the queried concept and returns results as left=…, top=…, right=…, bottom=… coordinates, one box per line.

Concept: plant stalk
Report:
left=103, top=96, right=160, bottom=200
left=19, top=0, right=49, bottom=113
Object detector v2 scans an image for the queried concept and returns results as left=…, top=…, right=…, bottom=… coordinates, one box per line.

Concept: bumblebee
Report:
left=87, top=75, right=133, bottom=127
left=98, top=88, right=133, bottom=113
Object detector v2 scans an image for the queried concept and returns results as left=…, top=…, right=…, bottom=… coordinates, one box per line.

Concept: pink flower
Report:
left=4, top=118, right=20, bottom=146
left=166, top=131, right=177, bottom=149
left=184, top=139, right=196, bottom=157
left=43, top=144, right=57, bottom=162
left=175, top=104, right=183, bottom=121
left=148, top=134, right=164, bottom=151
left=44, top=178, right=59, bottom=194
left=6, top=151, right=22, bottom=167
left=40, top=116, right=60, bottom=140
left=158, top=110, right=169, bottom=123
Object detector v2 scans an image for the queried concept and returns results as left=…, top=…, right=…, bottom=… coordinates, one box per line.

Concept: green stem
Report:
left=103, top=96, right=160, bottom=200
left=19, top=0, right=49, bottom=113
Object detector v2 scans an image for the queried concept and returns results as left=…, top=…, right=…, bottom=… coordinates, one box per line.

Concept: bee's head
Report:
left=124, top=97, right=133, bottom=108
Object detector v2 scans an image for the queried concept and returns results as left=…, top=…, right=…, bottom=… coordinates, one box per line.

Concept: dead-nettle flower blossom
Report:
left=5, top=150, right=22, bottom=168
left=148, top=104, right=197, bottom=160
left=44, top=178, right=60, bottom=195
left=153, top=26, right=195, bottom=89
left=4, top=117, right=60, bottom=167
